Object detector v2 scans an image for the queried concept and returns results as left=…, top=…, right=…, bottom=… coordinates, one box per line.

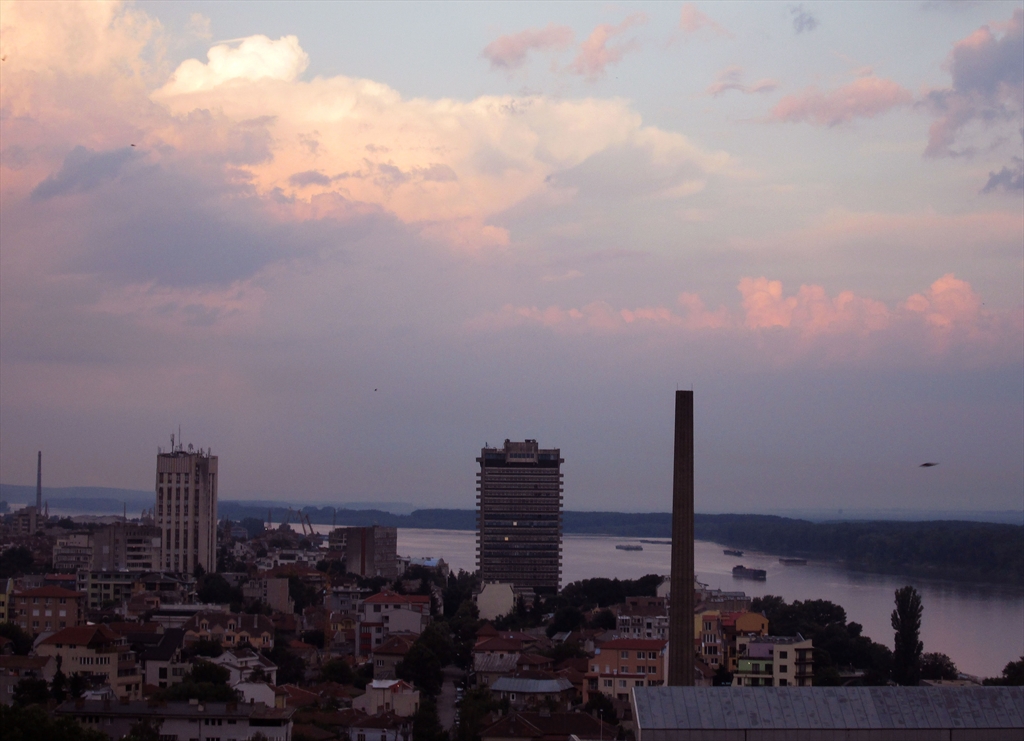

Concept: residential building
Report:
left=155, top=444, right=218, bottom=574
left=489, top=675, right=575, bottom=711
left=733, top=634, right=814, bottom=687
left=10, top=506, right=38, bottom=535
left=357, top=591, right=429, bottom=654
left=480, top=711, right=616, bottom=741
left=344, top=526, right=399, bottom=579
left=37, top=624, right=142, bottom=699
left=720, top=611, right=769, bottom=672
left=584, top=639, right=667, bottom=704
left=53, top=533, right=93, bottom=573
left=10, top=586, right=86, bottom=633
left=615, top=596, right=669, bottom=640
left=695, top=611, right=724, bottom=670
left=243, top=577, right=294, bottom=613
left=138, top=629, right=188, bottom=689
left=209, top=647, right=279, bottom=685
left=0, top=655, right=57, bottom=705
left=372, top=634, right=415, bottom=679
left=91, top=522, right=162, bottom=572
left=477, top=439, right=563, bottom=594
left=352, top=679, right=420, bottom=717
left=55, top=699, right=295, bottom=741
left=77, top=570, right=138, bottom=610
left=182, top=611, right=275, bottom=650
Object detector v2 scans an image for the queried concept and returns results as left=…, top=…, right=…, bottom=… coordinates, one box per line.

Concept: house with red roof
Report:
left=36, top=624, right=141, bottom=699
left=357, top=591, right=428, bottom=654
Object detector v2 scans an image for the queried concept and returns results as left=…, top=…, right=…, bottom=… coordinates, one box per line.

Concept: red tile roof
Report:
left=363, top=591, right=429, bottom=606
left=596, top=638, right=666, bottom=650
left=40, top=624, right=121, bottom=647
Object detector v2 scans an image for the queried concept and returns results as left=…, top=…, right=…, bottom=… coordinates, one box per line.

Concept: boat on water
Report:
left=780, top=557, right=808, bottom=565
left=732, top=565, right=767, bottom=580
left=615, top=544, right=643, bottom=551
left=639, top=539, right=672, bottom=545
left=723, top=549, right=744, bottom=557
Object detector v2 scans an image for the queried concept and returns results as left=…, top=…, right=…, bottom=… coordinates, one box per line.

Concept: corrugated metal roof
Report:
left=633, top=686, right=1024, bottom=731
left=491, top=676, right=573, bottom=694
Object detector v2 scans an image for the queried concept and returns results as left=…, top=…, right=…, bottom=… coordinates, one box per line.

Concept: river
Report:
left=388, top=528, right=1022, bottom=679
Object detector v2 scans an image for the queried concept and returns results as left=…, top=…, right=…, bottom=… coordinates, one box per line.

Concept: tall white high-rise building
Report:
left=155, top=444, right=218, bottom=574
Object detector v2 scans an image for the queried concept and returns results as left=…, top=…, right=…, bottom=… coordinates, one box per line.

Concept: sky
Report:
left=1, top=1, right=1022, bottom=515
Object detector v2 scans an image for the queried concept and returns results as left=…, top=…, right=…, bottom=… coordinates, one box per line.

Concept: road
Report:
left=437, top=665, right=464, bottom=732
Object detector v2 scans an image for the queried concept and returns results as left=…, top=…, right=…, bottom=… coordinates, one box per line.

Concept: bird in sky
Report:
left=919, top=462, right=939, bottom=467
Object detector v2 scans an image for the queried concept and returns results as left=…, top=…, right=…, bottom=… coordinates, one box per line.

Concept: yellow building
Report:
left=36, top=624, right=142, bottom=699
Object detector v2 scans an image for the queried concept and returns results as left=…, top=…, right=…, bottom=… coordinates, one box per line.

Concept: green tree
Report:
left=183, top=638, right=224, bottom=658
left=288, top=576, right=319, bottom=613
left=891, top=585, right=924, bottom=686
left=320, top=658, right=355, bottom=684
left=983, top=657, right=1024, bottom=686
left=265, top=644, right=306, bottom=685
left=68, top=672, right=86, bottom=699
left=546, top=606, right=585, bottom=637
left=920, top=652, right=958, bottom=681
left=0, top=704, right=108, bottom=741
left=417, top=621, right=455, bottom=667
left=455, top=687, right=503, bottom=741
left=196, top=573, right=242, bottom=605
left=51, top=669, right=68, bottom=701
left=412, top=695, right=447, bottom=741
left=12, top=678, right=51, bottom=706
left=583, top=693, right=618, bottom=726
left=154, top=661, right=239, bottom=702
left=0, top=546, right=36, bottom=579
left=123, top=718, right=163, bottom=741
left=301, top=629, right=325, bottom=649
left=0, top=622, right=34, bottom=655
left=589, top=609, right=617, bottom=630
left=397, top=642, right=442, bottom=696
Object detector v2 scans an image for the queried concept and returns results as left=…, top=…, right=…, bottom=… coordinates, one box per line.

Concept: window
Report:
left=779, top=651, right=787, bottom=659
left=620, top=651, right=628, bottom=659
left=636, top=651, right=643, bottom=659
left=618, top=680, right=627, bottom=688
left=778, top=664, right=787, bottom=673
left=603, top=679, right=612, bottom=688
left=779, top=679, right=788, bottom=686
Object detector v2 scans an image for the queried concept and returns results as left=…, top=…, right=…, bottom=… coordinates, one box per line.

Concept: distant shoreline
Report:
left=4, top=484, right=1020, bottom=586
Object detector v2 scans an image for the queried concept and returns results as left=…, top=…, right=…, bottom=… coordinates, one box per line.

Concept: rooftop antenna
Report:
left=178, top=424, right=181, bottom=451
left=171, top=432, right=175, bottom=451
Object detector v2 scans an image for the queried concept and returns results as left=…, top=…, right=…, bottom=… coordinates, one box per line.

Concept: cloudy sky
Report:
left=1, top=1, right=1021, bottom=514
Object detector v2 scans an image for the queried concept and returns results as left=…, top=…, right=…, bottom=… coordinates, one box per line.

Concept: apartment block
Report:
left=584, top=638, right=667, bottom=704
left=733, top=634, right=814, bottom=687
left=343, top=526, right=399, bottom=579
left=92, top=522, right=162, bottom=572
left=477, top=439, right=563, bottom=594
left=10, top=586, right=86, bottom=633
left=155, top=445, right=218, bottom=575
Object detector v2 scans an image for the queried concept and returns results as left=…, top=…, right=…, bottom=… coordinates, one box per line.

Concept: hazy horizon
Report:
left=2, top=2, right=1021, bottom=516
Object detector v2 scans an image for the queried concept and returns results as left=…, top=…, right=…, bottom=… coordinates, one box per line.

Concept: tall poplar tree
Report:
left=891, top=585, right=924, bottom=685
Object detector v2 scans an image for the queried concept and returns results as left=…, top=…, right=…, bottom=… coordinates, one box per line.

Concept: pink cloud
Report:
left=706, top=66, right=779, bottom=97
left=738, top=277, right=890, bottom=335
left=903, top=274, right=981, bottom=329
left=481, top=23, right=574, bottom=70
left=568, top=14, right=646, bottom=80
left=473, top=275, right=1021, bottom=367
left=769, top=76, right=912, bottom=126
left=679, top=4, right=733, bottom=38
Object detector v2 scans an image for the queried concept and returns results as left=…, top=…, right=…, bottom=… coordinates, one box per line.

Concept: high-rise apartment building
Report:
left=343, top=526, right=399, bottom=579
left=155, top=445, right=218, bottom=575
left=476, top=439, right=563, bottom=594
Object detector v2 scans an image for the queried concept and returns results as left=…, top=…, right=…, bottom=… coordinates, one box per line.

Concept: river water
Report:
left=389, top=528, right=1022, bottom=679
